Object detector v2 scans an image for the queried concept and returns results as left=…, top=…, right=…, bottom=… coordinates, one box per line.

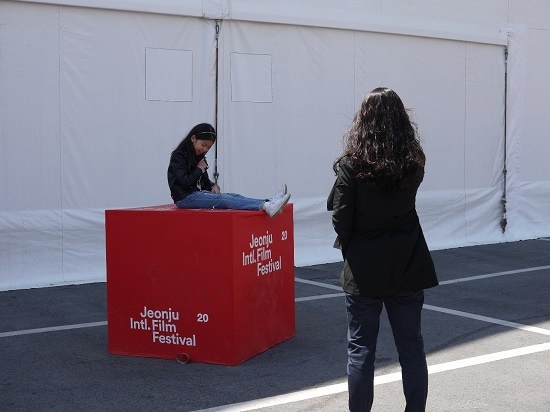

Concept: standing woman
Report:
left=168, top=123, right=290, bottom=217
left=330, top=88, right=438, bottom=412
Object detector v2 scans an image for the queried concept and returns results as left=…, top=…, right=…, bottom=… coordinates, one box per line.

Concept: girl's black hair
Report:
left=172, top=123, right=217, bottom=156
left=334, top=87, right=425, bottom=191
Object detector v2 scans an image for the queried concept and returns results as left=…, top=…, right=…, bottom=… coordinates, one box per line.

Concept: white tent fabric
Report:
left=1, top=3, right=218, bottom=289
left=217, top=20, right=510, bottom=265
left=1, top=0, right=549, bottom=290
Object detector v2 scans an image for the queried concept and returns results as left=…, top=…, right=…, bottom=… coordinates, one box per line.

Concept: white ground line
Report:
left=191, top=342, right=550, bottom=412
left=438, top=265, right=550, bottom=285
left=295, top=294, right=550, bottom=337
left=295, top=293, right=344, bottom=302
left=295, top=277, right=341, bottom=291
left=294, top=265, right=550, bottom=288
left=296, top=273, right=550, bottom=336
left=2, top=264, right=548, bottom=339
left=424, top=305, right=550, bottom=336
left=0, top=321, right=107, bottom=338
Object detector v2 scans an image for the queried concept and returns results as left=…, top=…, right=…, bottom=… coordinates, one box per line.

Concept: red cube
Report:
left=105, top=204, right=295, bottom=365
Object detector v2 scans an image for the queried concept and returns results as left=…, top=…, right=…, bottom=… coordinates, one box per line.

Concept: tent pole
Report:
left=214, top=19, right=221, bottom=186
left=500, top=45, right=508, bottom=233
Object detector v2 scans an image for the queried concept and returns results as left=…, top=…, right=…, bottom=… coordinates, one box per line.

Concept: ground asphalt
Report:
left=1, top=239, right=550, bottom=411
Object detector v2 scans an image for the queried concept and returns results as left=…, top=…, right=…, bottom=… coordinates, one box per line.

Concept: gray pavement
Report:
left=1, top=239, right=550, bottom=411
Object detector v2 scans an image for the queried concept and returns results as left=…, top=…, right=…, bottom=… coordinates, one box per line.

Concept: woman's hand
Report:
left=211, top=183, right=221, bottom=194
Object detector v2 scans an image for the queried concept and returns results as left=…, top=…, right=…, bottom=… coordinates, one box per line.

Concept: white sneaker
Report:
left=272, top=184, right=287, bottom=201
left=263, top=193, right=291, bottom=218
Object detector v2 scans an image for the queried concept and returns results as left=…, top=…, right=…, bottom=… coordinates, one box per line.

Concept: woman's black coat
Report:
left=330, top=156, right=438, bottom=297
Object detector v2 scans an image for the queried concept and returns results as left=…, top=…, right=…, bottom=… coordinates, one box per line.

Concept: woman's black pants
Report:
left=345, top=290, right=428, bottom=412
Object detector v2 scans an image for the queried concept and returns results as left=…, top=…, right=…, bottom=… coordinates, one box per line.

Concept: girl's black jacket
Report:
left=167, top=147, right=214, bottom=202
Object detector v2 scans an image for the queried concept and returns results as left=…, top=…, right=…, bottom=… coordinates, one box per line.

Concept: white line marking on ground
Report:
left=191, top=342, right=550, bottom=412
left=295, top=277, right=550, bottom=336
left=423, top=305, right=550, bottom=336
left=295, top=293, right=345, bottom=302
left=192, top=382, right=348, bottom=412
left=296, top=264, right=550, bottom=290
left=295, top=294, right=550, bottom=336
left=427, top=342, right=550, bottom=373
left=438, top=265, right=550, bottom=285
left=295, top=277, right=341, bottom=291
left=2, top=264, right=547, bottom=338
left=0, top=321, right=107, bottom=338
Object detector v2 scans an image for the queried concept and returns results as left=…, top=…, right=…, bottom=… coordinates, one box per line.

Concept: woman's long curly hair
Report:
left=334, top=87, right=425, bottom=191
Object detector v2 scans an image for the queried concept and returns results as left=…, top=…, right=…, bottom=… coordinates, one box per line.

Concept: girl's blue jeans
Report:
left=175, top=191, right=265, bottom=211
left=345, top=290, right=428, bottom=412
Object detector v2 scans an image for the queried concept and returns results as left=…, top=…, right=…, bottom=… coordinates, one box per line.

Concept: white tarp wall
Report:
left=217, top=20, right=508, bottom=265
left=0, top=1, right=218, bottom=289
left=1, top=0, right=549, bottom=290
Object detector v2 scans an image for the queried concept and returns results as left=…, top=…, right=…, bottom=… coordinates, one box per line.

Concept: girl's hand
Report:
left=197, top=158, right=208, bottom=172
left=211, top=184, right=221, bottom=194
